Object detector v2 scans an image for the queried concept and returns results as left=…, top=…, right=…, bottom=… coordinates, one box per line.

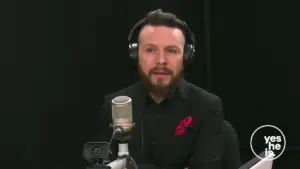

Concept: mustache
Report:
left=148, top=67, right=173, bottom=75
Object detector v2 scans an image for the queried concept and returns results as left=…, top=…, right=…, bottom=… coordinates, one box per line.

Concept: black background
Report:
left=1, top=0, right=298, bottom=169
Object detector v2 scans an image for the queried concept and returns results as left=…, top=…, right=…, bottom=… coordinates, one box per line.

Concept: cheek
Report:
left=170, top=57, right=183, bottom=72
left=139, top=57, right=155, bottom=73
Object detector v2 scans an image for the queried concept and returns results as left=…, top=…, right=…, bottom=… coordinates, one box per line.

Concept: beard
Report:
left=138, top=64, right=183, bottom=97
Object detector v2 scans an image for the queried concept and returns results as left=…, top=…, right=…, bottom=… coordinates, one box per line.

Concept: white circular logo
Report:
left=250, top=124, right=286, bottom=160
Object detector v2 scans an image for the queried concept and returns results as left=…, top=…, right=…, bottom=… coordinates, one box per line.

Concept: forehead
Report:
left=139, top=25, right=184, bottom=46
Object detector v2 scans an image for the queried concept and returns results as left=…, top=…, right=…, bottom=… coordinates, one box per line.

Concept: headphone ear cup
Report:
left=183, top=44, right=194, bottom=61
left=183, top=44, right=195, bottom=67
left=129, top=43, right=139, bottom=61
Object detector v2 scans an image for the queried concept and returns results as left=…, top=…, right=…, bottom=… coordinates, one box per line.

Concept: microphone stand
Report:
left=103, top=126, right=136, bottom=169
left=105, top=143, right=129, bottom=169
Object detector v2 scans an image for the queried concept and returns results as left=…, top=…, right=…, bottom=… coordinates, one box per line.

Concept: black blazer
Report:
left=97, top=79, right=240, bottom=169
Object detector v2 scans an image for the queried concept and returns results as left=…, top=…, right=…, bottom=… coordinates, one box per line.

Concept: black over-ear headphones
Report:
left=127, top=18, right=196, bottom=66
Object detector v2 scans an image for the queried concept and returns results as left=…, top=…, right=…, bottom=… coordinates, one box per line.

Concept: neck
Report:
left=149, top=92, right=167, bottom=103
left=149, top=85, right=173, bottom=103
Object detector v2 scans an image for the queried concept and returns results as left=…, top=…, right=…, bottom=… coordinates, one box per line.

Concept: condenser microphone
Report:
left=110, top=96, right=135, bottom=140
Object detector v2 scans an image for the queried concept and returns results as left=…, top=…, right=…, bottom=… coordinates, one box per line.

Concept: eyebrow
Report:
left=165, top=45, right=180, bottom=50
left=143, top=44, right=180, bottom=49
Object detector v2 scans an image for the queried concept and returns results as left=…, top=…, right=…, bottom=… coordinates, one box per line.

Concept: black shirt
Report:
left=97, top=79, right=240, bottom=169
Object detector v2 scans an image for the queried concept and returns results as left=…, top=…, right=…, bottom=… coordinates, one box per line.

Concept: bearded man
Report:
left=97, top=9, right=241, bottom=169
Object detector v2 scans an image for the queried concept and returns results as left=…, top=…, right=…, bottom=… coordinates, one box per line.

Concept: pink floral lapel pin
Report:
left=174, top=116, right=193, bottom=136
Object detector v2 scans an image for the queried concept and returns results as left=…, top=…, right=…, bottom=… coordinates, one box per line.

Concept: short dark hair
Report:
left=144, top=9, right=185, bottom=30
left=138, top=9, right=186, bottom=42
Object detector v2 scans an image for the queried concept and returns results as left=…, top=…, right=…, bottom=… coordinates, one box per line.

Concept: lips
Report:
left=149, top=67, right=172, bottom=76
left=152, top=72, right=169, bottom=75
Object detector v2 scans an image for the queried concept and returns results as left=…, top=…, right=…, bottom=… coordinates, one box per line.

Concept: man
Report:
left=98, top=9, right=241, bottom=169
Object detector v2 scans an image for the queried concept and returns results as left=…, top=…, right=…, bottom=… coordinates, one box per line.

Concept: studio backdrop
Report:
left=2, top=1, right=208, bottom=169
left=1, top=0, right=296, bottom=169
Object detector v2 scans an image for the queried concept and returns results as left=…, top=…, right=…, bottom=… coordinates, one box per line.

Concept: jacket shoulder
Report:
left=103, top=82, right=141, bottom=102
left=186, top=82, right=222, bottom=112
left=188, top=83, right=221, bottom=102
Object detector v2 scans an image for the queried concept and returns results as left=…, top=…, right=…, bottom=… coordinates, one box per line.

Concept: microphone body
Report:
left=105, top=96, right=134, bottom=169
left=110, top=96, right=135, bottom=142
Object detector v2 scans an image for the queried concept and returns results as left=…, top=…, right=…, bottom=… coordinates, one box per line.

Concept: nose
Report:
left=156, top=50, right=167, bottom=65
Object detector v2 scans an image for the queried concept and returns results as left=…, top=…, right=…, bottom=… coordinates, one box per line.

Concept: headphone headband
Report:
left=128, top=18, right=196, bottom=45
left=127, top=18, right=146, bottom=42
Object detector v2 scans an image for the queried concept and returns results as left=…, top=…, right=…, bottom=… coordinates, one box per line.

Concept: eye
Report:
left=146, top=48, right=155, bottom=53
left=166, top=48, right=177, bottom=54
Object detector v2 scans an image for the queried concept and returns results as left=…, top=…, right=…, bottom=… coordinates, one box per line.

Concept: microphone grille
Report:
left=112, top=96, right=131, bottom=104
left=111, top=96, right=132, bottom=124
